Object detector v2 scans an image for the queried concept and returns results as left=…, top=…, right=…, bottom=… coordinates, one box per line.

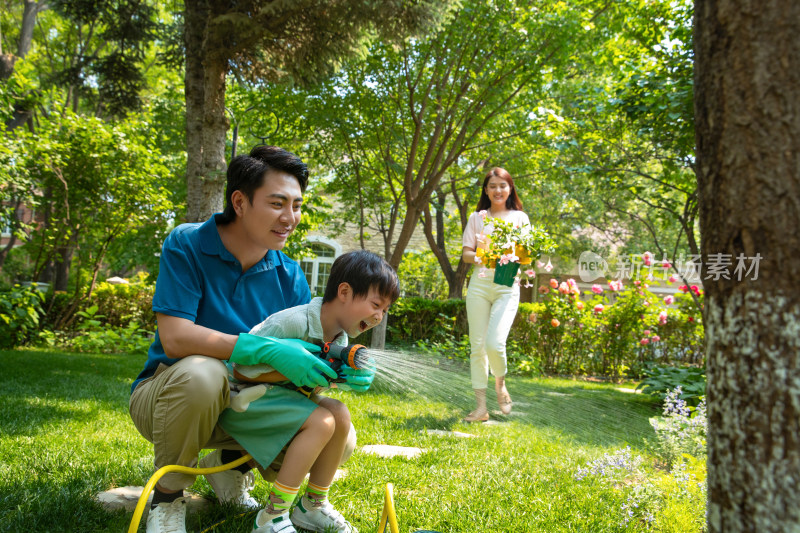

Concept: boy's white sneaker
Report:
left=146, top=498, right=186, bottom=533
left=199, top=450, right=259, bottom=509
left=290, top=497, right=358, bottom=533
left=253, top=510, right=297, bottom=532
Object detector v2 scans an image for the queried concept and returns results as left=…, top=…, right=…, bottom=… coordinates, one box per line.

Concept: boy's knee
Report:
left=312, top=406, right=337, bottom=438
left=327, top=399, right=351, bottom=426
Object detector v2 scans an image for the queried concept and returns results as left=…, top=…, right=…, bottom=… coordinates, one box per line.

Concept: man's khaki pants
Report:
left=130, top=356, right=244, bottom=490
left=129, top=355, right=357, bottom=491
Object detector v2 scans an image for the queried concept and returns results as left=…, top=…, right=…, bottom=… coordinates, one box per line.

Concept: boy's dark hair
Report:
left=218, top=145, right=309, bottom=224
left=323, top=250, right=400, bottom=304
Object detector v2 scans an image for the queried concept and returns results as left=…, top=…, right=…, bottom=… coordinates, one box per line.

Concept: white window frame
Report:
left=301, top=237, right=342, bottom=294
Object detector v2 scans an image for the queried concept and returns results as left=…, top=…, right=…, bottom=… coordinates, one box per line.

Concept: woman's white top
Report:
left=462, top=210, right=530, bottom=252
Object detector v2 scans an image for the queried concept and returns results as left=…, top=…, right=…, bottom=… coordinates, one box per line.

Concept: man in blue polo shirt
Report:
left=130, top=146, right=352, bottom=533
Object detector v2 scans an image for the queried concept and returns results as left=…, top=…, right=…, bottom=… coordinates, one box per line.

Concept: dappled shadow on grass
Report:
left=0, top=348, right=143, bottom=397
left=399, top=413, right=465, bottom=431
left=0, top=397, right=95, bottom=436
left=0, top=348, right=145, bottom=438
left=506, top=381, right=660, bottom=448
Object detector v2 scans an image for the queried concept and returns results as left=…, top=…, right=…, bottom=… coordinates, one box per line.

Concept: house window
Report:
left=0, top=212, right=12, bottom=237
left=301, top=243, right=337, bottom=295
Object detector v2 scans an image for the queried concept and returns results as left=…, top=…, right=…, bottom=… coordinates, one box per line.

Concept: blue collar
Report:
left=198, top=214, right=275, bottom=273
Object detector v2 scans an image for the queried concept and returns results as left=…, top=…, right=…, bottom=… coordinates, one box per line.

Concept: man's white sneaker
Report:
left=290, top=497, right=357, bottom=533
left=146, top=498, right=187, bottom=533
left=199, top=450, right=259, bottom=509
left=253, top=510, right=297, bottom=532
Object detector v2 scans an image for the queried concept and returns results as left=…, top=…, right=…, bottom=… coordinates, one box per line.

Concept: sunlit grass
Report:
left=0, top=348, right=703, bottom=532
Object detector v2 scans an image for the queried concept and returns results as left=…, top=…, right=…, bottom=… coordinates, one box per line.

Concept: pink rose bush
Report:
left=518, top=269, right=704, bottom=378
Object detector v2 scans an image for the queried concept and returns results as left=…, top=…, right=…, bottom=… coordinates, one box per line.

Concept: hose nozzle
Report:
left=321, top=342, right=370, bottom=370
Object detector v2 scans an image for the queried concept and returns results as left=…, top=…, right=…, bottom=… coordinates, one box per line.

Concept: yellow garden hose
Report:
left=127, top=453, right=253, bottom=533
left=378, top=482, right=400, bottom=533
left=130, top=457, right=408, bottom=533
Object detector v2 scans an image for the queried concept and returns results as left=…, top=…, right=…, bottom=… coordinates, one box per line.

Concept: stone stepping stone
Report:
left=614, top=387, right=641, bottom=394
left=94, top=486, right=210, bottom=512
left=544, top=391, right=571, bottom=397
left=361, top=444, right=425, bottom=459
left=422, top=429, right=478, bottom=438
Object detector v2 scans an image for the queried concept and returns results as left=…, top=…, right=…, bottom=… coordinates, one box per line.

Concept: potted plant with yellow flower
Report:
left=475, top=215, right=556, bottom=287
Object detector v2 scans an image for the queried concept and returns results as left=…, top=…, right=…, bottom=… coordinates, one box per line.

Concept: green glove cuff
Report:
left=231, top=333, right=336, bottom=388
left=230, top=334, right=278, bottom=366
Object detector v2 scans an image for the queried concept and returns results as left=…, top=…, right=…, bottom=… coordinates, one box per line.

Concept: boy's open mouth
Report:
left=359, top=320, right=368, bottom=331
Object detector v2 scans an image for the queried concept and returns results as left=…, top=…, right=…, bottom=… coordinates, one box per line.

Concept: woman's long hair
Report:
left=475, top=167, right=524, bottom=212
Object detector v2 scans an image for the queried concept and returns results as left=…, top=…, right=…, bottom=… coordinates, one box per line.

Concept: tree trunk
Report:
left=18, top=1, right=37, bottom=58
left=0, top=235, right=17, bottom=271
left=448, top=262, right=470, bottom=299
left=694, top=1, right=800, bottom=531
left=421, top=201, right=470, bottom=299
left=184, top=0, right=228, bottom=223
left=370, top=313, right=387, bottom=350
left=0, top=200, right=23, bottom=271
left=3, top=1, right=40, bottom=129
left=53, top=240, right=76, bottom=292
left=388, top=203, right=423, bottom=270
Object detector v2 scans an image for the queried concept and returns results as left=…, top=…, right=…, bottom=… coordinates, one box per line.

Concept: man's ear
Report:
left=231, top=190, right=247, bottom=216
left=337, top=282, right=352, bottom=301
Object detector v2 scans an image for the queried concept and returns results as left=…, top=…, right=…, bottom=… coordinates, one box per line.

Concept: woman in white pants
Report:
left=461, top=167, right=529, bottom=422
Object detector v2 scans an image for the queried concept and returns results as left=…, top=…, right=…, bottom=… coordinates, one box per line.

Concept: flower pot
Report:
left=493, top=262, right=520, bottom=287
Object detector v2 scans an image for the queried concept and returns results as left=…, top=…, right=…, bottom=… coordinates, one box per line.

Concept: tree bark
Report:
left=694, top=1, right=800, bottom=531
left=53, top=244, right=74, bottom=292
left=421, top=199, right=470, bottom=299
left=3, top=1, right=41, bottom=129
left=18, top=0, right=37, bottom=58
left=184, top=0, right=228, bottom=223
left=369, top=313, right=387, bottom=350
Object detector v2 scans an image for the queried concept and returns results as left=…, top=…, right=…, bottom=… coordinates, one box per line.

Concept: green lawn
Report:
left=0, top=348, right=701, bottom=532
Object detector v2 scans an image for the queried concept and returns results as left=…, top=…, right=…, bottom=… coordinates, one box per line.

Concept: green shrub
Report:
left=0, top=284, right=45, bottom=349
left=41, top=290, right=72, bottom=331
left=636, top=363, right=706, bottom=405
left=36, top=273, right=155, bottom=354
left=387, top=297, right=467, bottom=343
left=44, top=304, right=153, bottom=354
left=64, top=322, right=153, bottom=354
left=41, top=272, right=156, bottom=333
left=90, top=272, right=156, bottom=330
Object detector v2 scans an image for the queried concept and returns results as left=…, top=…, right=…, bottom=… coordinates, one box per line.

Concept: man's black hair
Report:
left=218, top=145, right=308, bottom=224
left=322, top=250, right=400, bottom=304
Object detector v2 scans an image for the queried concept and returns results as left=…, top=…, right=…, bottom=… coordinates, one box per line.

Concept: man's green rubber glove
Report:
left=339, top=357, right=377, bottom=392
left=230, top=334, right=337, bottom=389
